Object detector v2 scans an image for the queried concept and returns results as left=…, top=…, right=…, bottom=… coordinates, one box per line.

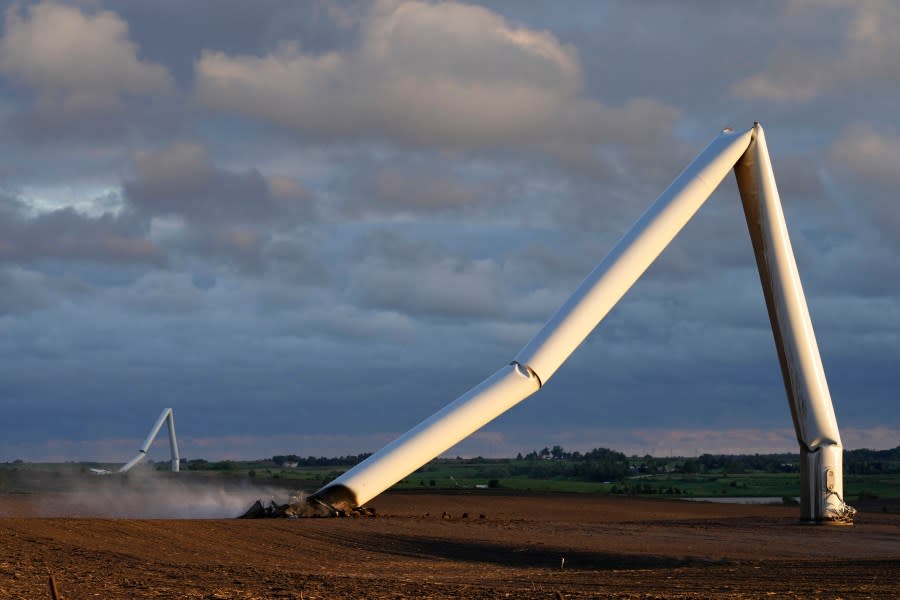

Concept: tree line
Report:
left=178, top=445, right=899, bottom=478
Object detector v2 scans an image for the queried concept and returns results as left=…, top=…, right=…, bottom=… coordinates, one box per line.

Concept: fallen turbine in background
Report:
left=119, top=408, right=180, bottom=473
left=257, top=123, right=852, bottom=524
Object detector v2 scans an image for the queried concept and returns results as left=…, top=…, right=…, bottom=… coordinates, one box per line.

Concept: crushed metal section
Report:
left=239, top=497, right=375, bottom=519
left=824, top=492, right=857, bottom=525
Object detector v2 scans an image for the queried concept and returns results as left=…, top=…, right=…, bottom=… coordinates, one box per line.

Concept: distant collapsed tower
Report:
left=119, top=408, right=180, bottom=473
left=306, top=124, right=853, bottom=524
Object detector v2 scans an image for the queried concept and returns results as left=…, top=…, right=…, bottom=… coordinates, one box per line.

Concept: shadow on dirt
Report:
left=362, top=533, right=721, bottom=570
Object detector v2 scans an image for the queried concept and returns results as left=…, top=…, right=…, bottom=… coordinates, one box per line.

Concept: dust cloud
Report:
left=16, top=469, right=305, bottom=518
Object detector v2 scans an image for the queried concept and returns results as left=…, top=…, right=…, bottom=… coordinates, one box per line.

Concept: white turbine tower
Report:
left=119, top=408, right=180, bottom=473
left=307, top=124, right=853, bottom=524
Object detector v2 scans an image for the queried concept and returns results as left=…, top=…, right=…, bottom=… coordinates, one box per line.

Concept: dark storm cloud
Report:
left=732, top=2, right=900, bottom=105
left=0, top=266, right=52, bottom=315
left=829, top=123, right=900, bottom=186
left=480, top=2, right=794, bottom=119
left=261, top=239, right=331, bottom=287
left=347, top=229, right=504, bottom=319
left=342, top=164, right=483, bottom=217
left=111, top=0, right=366, bottom=86
left=121, top=141, right=322, bottom=276
left=0, top=0, right=898, bottom=461
left=0, top=192, right=163, bottom=266
left=825, top=123, right=900, bottom=247
left=124, top=142, right=313, bottom=225
left=4, top=96, right=182, bottom=144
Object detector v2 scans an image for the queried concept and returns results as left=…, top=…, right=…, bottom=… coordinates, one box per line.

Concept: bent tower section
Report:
left=119, top=408, right=180, bottom=473
left=735, top=125, right=852, bottom=523
left=308, top=124, right=851, bottom=524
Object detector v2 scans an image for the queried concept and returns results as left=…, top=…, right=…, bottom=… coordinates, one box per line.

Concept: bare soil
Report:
left=1, top=491, right=898, bottom=599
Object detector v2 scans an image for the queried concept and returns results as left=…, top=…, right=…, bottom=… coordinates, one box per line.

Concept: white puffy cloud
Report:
left=0, top=1, right=173, bottom=115
left=194, top=0, right=677, bottom=154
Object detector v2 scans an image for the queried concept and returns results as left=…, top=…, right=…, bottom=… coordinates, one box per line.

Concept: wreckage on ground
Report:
left=239, top=498, right=375, bottom=518
left=242, top=124, right=854, bottom=525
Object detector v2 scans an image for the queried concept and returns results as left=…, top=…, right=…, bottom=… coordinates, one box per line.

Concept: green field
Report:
left=2, top=447, right=898, bottom=504
left=385, top=464, right=900, bottom=501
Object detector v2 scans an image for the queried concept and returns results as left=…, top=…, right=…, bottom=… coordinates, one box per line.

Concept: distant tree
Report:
left=680, top=460, right=700, bottom=474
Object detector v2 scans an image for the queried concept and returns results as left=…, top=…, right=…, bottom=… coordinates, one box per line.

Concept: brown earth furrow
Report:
left=1, top=492, right=898, bottom=599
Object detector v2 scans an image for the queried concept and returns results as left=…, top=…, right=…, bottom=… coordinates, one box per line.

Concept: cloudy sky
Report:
left=1, top=0, right=898, bottom=463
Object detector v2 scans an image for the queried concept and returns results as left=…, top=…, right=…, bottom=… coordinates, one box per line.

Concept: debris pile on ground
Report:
left=238, top=498, right=376, bottom=519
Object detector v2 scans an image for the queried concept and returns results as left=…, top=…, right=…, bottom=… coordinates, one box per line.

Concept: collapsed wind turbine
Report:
left=119, top=408, right=180, bottom=473
left=291, top=123, right=852, bottom=524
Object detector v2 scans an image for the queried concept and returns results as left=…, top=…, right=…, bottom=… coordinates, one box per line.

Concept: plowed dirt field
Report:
left=2, top=491, right=898, bottom=599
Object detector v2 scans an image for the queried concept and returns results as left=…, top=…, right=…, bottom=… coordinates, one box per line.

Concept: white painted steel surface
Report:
left=166, top=408, right=180, bottom=472
left=325, top=363, right=540, bottom=506
left=734, top=124, right=847, bottom=521
left=118, top=408, right=180, bottom=473
left=314, top=124, right=850, bottom=523
left=118, top=451, right=147, bottom=473
left=514, top=128, right=753, bottom=383
left=317, top=128, right=755, bottom=509
left=140, top=408, right=172, bottom=452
